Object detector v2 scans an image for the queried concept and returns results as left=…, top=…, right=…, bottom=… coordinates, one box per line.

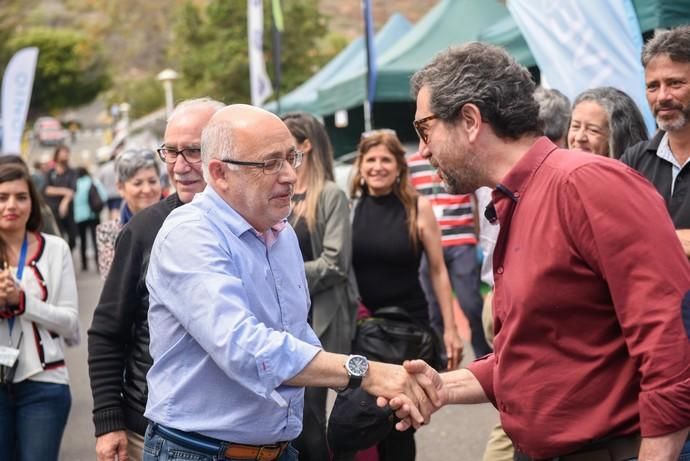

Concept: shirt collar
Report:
left=494, top=136, right=559, bottom=201
left=657, top=132, right=684, bottom=169
left=253, top=221, right=287, bottom=247
left=201, top=185, right=288, bottom=245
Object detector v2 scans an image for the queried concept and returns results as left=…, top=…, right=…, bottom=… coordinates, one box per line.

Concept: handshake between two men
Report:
left=288, top=352, right=484, bottom=432
left=370, top=359, right=485, bottom=432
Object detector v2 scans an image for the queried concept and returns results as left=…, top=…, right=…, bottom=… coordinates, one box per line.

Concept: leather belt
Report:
left=151, top=423, right=288, bottom=461
left=516, top=433, right=640, bottom=461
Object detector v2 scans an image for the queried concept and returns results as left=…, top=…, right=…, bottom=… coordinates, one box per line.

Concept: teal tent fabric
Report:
left=264, top=13, right=411, bottom=115
left=477, top=15, right=535, bottom=67
left=314, top=0, right=511, bottom=115
left=479, top=0, right=690, bottom=68
left=634, top=0, right=690, bottom=31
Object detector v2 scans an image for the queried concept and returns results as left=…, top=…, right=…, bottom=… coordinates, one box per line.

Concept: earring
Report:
left=360, top=177, right=365, bottom=186
left=396, top=176, right=401, bottom=184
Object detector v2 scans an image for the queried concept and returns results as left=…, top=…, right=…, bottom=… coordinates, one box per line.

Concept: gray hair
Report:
left=115, top=148, right=160, bottom=183
left=411, top=42, right=540, bottom=139
left=168, top=97, right=225, bottom=123
left=571, top=87, right=648, bottom=159
left=200, top=119, right=238, bottom=182
left=642, top=25, right=690, bottom=67
left=533, top=87, right=570, bottom=143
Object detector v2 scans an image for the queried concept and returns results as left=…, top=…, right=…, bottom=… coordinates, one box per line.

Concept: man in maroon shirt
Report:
left=385, top=43, right=690, bottom=461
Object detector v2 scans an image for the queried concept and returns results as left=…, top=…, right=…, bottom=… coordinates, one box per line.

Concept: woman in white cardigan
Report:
left=0, top=163, right=79, bottom=461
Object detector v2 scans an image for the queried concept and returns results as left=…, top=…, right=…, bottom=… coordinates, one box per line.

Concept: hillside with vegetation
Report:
left=0, top=0, right=346, bottom=119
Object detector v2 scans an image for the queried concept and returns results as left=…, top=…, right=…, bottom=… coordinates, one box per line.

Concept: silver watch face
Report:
left=347, top=355, right=369, bottom=377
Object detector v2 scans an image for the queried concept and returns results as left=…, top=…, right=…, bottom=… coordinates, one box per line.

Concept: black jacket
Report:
left=88, top=193, right=183, bottom=437
left=620, top=131, right=690, bottom=229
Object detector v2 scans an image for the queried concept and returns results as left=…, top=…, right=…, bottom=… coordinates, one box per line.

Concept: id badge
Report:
left=0, top=345, right=19, bottom=368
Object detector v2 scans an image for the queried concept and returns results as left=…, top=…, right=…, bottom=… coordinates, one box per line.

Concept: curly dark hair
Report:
left=411, top=42, right=540, bottom=140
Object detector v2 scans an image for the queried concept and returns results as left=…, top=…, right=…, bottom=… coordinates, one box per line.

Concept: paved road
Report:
left=26, top=128, right=106, bottom=168
left=59, top=266, right=499, bottom=461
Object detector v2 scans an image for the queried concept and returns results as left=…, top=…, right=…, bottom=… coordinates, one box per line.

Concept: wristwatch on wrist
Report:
left=337, top=354, right=369, bottom=392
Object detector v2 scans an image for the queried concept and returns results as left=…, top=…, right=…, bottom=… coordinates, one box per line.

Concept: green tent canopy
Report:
left=263, top=13, right=411, bottom=115
left=314, top=0, right=512, bottom=115
left=633, top=0, right=690, bottom=31
left=479, top=0, right=690, bottom=67
left=477, top=15, right=535, bottom=67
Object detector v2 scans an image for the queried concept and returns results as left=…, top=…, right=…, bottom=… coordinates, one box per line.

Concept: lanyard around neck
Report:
left=8, top=233, right=28, bottom=336
left=16, top=233, right=29, bottom=282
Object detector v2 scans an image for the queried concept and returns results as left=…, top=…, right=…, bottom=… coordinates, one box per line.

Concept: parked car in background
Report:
left=34, top=116, right=68, bottom=146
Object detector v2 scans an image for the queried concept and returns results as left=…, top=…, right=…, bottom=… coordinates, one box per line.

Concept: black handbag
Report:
left=351, top=306, right=445, bottom=371
left=327, top=387, right=397, bottom=453
left=328, top=307, right=443, bottom=454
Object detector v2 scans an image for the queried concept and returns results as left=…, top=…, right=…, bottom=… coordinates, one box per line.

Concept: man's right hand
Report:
left=96, top=430, right=129, bottom=461
left=364, top=360, right=445, bottom=430
left=376, top=359, right=447, bottom=431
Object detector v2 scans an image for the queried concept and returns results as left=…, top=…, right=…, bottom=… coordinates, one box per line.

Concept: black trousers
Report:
left=378, top=427, right=415, bottom=461
left=294, top=386, right=330, bottom=461
left=55, top=211, right=77, bottom=250
left=330, top=428, right=416, bottom=461
left=77, top=218, right=99, bottom=271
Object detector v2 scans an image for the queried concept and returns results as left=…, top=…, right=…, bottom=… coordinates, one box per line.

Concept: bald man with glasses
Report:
left=141, top=104, right=443, bottom=461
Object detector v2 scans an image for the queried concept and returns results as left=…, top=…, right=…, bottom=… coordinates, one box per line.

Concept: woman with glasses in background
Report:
left=0, top=163, right=79, bottom=461
left=96, top=149, right=161, bottom=278
left=349, top=129, right=463, bottom=461
left=281, top=112, right=358, bottom=461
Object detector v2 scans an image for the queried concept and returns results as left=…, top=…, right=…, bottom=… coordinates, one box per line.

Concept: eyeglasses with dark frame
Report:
left=156, top=146, right=202, bottom=164
left=220, top=150, right=303, bottom=175
left=413, top=114, right=440, bottom=144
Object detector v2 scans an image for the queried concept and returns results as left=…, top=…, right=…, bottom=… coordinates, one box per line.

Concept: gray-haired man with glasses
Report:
left=141, top=104, right=443, bottom=461
left=88, top=98, right=224, bottom=461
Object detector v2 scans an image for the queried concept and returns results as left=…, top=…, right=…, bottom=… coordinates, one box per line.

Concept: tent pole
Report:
left=362, top=0, right=375, bottom=131
left=363, top=100, right=372, bottom=132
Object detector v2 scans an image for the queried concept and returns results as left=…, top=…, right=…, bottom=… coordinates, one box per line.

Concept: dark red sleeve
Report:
left=466, top=353, right=497, bottom=406
left=566, top=163, right=690, bottom=436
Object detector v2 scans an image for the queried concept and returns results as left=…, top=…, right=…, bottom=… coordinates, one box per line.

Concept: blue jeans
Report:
left=143, top=424, right=299, bottom=461
left=0, top=380, right=72, bottom=461
left=680, top=440, right=690, bottom=460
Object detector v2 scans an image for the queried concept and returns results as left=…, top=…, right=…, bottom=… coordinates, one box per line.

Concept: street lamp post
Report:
left=157, top=68, right=179, bottom=118
left=119, top=102, right=130, bottom=132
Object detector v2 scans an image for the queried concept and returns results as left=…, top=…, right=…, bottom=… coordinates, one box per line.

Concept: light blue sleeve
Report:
left=146, top=219, right=321, bottom=399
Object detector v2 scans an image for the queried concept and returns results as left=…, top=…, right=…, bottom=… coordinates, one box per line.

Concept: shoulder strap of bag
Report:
left=349, top=197, right=360, bottom=224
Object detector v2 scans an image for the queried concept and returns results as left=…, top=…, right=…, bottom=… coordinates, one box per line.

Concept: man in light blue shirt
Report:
left=144, top=104, right=442, bottom=461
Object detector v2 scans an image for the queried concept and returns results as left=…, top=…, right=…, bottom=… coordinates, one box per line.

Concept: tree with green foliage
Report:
left=170, top=0, right=341, bottom=105
left=5, top=27, right=111, bottom=114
